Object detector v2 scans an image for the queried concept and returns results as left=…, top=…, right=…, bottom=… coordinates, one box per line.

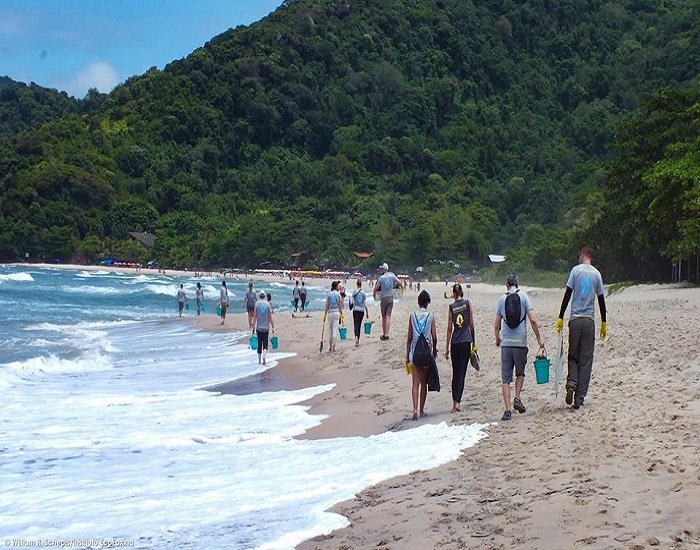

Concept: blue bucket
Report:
left=271, top=335, right=279, bottom=350
left=534, top=356, right=550, bottom=384
left=339, top=327, right=347, bottom=340
left=249, top=335, right=258, bottom=350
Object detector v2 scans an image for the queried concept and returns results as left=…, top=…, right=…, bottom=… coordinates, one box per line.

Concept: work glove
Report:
left=340, top=314, right=345, bottom=325
left=471, top=343, right=478, bottom=356
left=323, top=313, right=327, bottom=323
left=555, top=318, right=564, bottom=333
left=600, top=322, right=607, bottom=341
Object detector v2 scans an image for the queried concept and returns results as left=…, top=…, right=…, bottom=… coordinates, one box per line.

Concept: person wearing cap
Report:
left=555, top=244, right=607, bottom=409
left=323, top=280, right=344, bottom=352
left=494, top=273, right=545, bottom=421
left=253, top=290, right=275, bottom=365
left=373, top=262, right=403, bottom=340
left=242, top=282, right=258, bottom=330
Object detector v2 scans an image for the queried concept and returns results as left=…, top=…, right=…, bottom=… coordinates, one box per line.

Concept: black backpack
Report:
left=504, top=291, right=526, bottom=330
left=412, top=313, right=434, bottom=368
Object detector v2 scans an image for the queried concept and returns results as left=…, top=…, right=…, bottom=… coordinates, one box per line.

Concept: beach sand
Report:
left=199, top=277, right=700, bottom=549
left=18, top=264, right=700, bottom=548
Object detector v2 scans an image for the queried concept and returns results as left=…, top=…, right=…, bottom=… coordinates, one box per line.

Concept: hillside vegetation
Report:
left=0, top=0, right=698, bottom=281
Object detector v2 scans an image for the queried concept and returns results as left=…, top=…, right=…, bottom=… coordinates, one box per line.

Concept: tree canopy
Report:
left=1, top=0, right=698, bottom=280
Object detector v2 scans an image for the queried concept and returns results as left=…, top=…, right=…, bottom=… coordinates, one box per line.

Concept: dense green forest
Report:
left=0, top=0, right=698, bottom=281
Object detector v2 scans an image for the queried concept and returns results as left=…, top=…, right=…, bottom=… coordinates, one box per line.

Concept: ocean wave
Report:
left=0, top=272, right=34, bottom=282
left=0, top=352, right=113, bottom=383
left=60, top=285, right=121, bottom=295
left=144, top=283, right=180, bottom=297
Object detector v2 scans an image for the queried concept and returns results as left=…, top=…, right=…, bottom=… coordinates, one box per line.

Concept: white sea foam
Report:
left=145, top=283, right=181, bottom=297
left=1, top=352, right=113, bottom=382
left=60, top=284, right=121, bottom=294
left=0, top=272, right=34, bottom=282
left=0, top=266, right=491, bottom=549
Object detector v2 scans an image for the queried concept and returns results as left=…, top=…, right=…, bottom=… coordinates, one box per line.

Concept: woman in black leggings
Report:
left=350, top=278, right=370, bottom=347
left=444, top=283, right=475, bottom=412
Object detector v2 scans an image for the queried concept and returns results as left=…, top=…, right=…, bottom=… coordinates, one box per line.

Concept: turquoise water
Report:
left=0, top=265, right=488, bottom=550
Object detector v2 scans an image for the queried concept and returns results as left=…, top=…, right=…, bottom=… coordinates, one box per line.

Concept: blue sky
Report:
left=0, top=0, right=283, bottom=98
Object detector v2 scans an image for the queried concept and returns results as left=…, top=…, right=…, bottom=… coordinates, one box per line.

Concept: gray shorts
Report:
left=501, top=346, right=528, bottom=384
left=380, top=296, right=393, bottom=317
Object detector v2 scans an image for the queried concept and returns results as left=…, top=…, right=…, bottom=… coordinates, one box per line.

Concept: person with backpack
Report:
left=444, top=283, right=476, bottom=413
left=323, top=280, right=344, bottom=353
left=555, top=244, right=607, bottom=409
left=350, top=278, right=370, bottom=347
left=405, top=290, right=438, bottom=421
left=494, top=274, right=545, bottom=421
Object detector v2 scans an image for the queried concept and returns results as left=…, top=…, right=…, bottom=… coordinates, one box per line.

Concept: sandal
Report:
left=501, top=410, right=512, bottom=421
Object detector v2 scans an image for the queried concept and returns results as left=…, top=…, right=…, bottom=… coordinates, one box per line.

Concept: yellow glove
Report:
left=600, top=322, right=607, bottom=341
left=405, top=361, right=412, bottom=375
left=471, top=343, right=478, bottom=356
left=323, top=313, right=327, bottom=323
left=555, top=318, right=564, bottom=333
left=340, top=315, right=345, bottom=325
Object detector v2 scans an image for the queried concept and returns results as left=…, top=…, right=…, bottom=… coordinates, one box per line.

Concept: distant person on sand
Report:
left=323, top=280, right=344, bottom=352
left=350, top=278, right=370, bottom=347
left=253, top=291, right=275, bottom=365
left=556, top=244, right=607, bottom=409
left=444, top=283, right=476, bottom=413
left=495, top=274, right=545, bottom=421
left=243, top=282, right=257, bottom=330
left=219, top=280, right=229, bottom=325
left=373, top=262, right=403, bottom=340
left=195, top=282, right=205, bottom=316
left=406, top=290, right=437, bottom=420
left=266, top=292, right=275, bottom=313
left=292, top=281, right=301, bottom=312
left=177, top=284, right=187, bottom=317
left=299, top=281, right=308, bottom=312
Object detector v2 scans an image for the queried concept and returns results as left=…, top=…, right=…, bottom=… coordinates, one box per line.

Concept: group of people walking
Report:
left=405, top=245, right=607, bottom=422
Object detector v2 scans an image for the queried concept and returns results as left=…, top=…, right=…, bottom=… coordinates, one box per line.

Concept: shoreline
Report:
left=10, top=263, right=700, bottom=547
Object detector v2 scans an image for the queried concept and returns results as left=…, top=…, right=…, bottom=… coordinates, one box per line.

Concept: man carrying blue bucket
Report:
left=494, top=274, right=545, bottom=421
left=253, top=291, right=275, bottom=366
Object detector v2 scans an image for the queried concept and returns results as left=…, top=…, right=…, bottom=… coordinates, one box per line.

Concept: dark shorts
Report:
left=247, top=304, right=255, bottom=313
left=380, top=297, right=393, bottom=317
left=501, top=346, right=528, bottom=384
left=178, top=302, right=185, bottom=313
left=257, top=330, right=269, bottom=353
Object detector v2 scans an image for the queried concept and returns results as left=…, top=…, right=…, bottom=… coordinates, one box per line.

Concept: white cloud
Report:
left=57, top=61, right=121, bottom=98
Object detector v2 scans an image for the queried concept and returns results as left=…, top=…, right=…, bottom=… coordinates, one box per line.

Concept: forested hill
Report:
left=1, top=0, right=698, bottom=281
left=0, top=77, right=93, bottom=139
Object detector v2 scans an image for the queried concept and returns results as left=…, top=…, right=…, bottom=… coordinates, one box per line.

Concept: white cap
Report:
left=379, top=262, right=389, bottom=270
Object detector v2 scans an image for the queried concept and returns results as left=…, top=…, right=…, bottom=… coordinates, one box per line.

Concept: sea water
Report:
left=0, top=266, right=489, bottom=550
